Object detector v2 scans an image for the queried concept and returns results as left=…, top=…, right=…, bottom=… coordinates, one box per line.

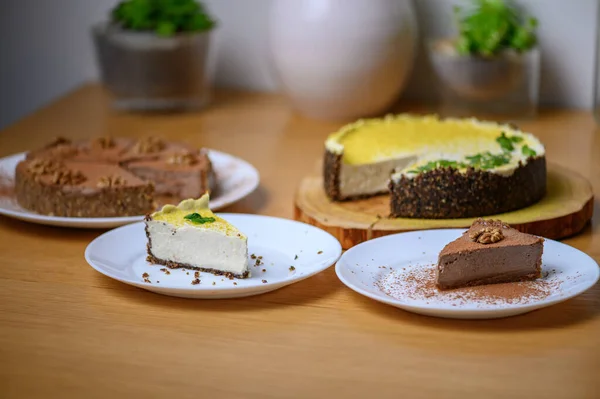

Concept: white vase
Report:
left=269, top=0, right=417, bottom=121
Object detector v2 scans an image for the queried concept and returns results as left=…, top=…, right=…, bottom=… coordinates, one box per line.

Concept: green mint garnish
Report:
left=466, top=151, right=511, bottom=169
left=496, top=132, right=514, bottom=151
left=521, top=145, right=537, bottom=157
left=496, top=132, right=525, bottom=152
left=407, top=159, right=468, bottom=174
left=184, top=213, right=216, bottom=224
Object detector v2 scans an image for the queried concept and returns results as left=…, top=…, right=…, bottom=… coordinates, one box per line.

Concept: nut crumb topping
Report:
left=97, top=175, right=126, bottom=188
left=93, top=137, right=115, bottom=149
left=133, top=137, right=165, bottom=154
left=191, top=278, right=200, bottom=285
left=167, top=152, right=197, bottom=166
left=28, top=159, right=60, bottom=176
left=50, top=169, right=86, bottom=185
left=469, top=227, right=505, bottom=244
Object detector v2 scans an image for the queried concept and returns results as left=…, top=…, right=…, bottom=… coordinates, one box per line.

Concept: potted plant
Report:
left=428, top=0, right=539, bottom=118
left=92, top=0, right=217, bottom=111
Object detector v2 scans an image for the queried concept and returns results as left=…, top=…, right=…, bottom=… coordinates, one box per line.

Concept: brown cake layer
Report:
left=436, top=219, right=544, bottom=290
left=125, top=149, right=215, bottom=206
left=15, top=160, right=154, bottom=217
left=15, top=137, right=216, bottom=217
left=389, top=157, right=546, bottom=219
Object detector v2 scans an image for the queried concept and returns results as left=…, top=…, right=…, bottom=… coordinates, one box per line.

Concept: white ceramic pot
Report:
left=269, top=0, right=417, bottom=121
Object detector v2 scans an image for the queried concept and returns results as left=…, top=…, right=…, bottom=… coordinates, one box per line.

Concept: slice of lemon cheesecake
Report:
left=144, top=194, right=249, bottom=278
left=324, top=114, right=546, bottom=218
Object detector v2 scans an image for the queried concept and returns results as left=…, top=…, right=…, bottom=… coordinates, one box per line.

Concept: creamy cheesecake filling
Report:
left=147, top=221, right=248, bottom=275
left=325, top=114, right=545, bottom=183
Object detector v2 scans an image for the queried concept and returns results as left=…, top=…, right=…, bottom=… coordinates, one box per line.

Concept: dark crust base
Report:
left=144, top=221, right=249, bottom=279
left=390, top=156, right=547, bottom=219
left=14, top=166, right=155, bottom=218
left=323, top=149, right=343, bottom=200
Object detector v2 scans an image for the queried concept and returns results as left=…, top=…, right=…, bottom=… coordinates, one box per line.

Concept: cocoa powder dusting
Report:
left=377, top=265, right=559, bottom=307
left=0, top=175, right=14, bottom=197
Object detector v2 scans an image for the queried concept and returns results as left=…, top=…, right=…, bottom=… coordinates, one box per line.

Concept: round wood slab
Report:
left=294, top=164, right=594, bottom=249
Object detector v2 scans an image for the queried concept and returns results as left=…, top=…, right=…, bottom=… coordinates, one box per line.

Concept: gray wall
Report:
left=0, top=0, right=598, bottom=129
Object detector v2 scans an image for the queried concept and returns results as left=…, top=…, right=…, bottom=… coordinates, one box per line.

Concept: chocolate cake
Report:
left=436, top=219, right=544, bottom=290
left=323, top=114, right=547, bottom=218
left=14, top=136, right=216, bottom=217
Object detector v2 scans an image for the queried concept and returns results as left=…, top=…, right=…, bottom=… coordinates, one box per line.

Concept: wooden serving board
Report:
left=294, top=163, right=594, bottom=249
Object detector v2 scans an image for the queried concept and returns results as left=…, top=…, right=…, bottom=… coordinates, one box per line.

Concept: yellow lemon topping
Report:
left=151, top=193, right=242, bottom=237
left=325, top=114, right=544, bottom=177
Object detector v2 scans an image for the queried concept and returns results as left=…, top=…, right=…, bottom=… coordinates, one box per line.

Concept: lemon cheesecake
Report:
left=324, top=114, right=546, bottom=218
left=144, top=194, right=249, bottom=278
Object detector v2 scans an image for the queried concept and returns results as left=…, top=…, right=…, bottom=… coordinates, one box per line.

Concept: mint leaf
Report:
left=466, top=151, right=511, bottom=169
left=496, top=132, right=514, bottom=151
left=521, top=145, right=537, bottom=157
left=184, top=213, right=216, bottom=224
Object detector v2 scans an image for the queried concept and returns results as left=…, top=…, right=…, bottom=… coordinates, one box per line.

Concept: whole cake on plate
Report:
left=436, top=218, right=544, bottom=290
left=145, top=193, right=249, bottom=279
left=14, top=136, right=215, bottom=217
left=323, top=114, right=546, bottom=218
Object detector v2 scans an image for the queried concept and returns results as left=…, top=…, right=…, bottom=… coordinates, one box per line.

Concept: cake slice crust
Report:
left=436, top=219, right=544, bottom=290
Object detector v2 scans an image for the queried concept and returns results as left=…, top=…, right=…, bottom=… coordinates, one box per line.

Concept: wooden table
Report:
left=1, top=85, right=599, bottom=399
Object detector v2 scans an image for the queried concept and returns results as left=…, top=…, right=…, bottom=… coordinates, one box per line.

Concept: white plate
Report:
left=0, top=150, right=259, bottom=228
left=335, top=229, right=599, bottom=319
left=85, top=214, right=342, bottom=298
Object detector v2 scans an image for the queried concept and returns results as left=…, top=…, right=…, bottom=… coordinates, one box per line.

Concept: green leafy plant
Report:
left=184, top=213, right=216, bottom=224
left=111, top=0, right=216, bottom=37
left=453, top=0, right=537, bottom=56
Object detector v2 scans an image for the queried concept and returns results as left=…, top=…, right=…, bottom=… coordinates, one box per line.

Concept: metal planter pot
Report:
left=92, top=23, right=215, bottom=111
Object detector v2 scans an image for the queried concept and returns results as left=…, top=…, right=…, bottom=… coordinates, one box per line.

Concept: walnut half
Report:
left=28, top=159, right=61, bottom=176
left=469, top=227, right=505, bottom=244
left=50, top=170, right=86, bottom=185
left=132, top=137, right=165, bottom=154
left=167, top=152, right=197, bottom=166
left=97, top=175, right=126, bottom=188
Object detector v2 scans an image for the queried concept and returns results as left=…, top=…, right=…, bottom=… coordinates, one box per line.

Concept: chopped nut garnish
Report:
left=317, top=251, right=323, bottom=255
left=294, top=255, right=298, bottom=260
left=167, top=151, right=197, bottom=166
left=289, top=266, right=296, bottom=271
left=50, top=170, right=86, bottom=185
left=262, top=269, right=266, bottom=272
left=469, top=227, right=505, bottom=244
left=97, top=175, right=126, bottom=188
left=250, top=254, right=256, bottom=259
left=132, top=137, right=165, bottom=154
left=262, top=279, right=267, bottom=284
left=159, top=268, right=171, bottom=275
left=27, top=159, right=60, bottom=176
left=93, top=137, right=115, bottom=149
left=212, top=281, right=216, bottom=286
left=194, top=271, right=200, bottom=278
left=142, top=272, right=149, bottom=278
left=257, top=256, right=263, bottom=260
left=233, top=282, right=237, bottom=285
left=191, top=278, right=200, bottom=285
left=143, top=278, right=151, bottom=283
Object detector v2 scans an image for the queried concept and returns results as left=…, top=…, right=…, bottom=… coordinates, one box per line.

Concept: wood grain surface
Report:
left=294, top=164, right=594, bottom=249
left=0, top=85, right=599, bottom=399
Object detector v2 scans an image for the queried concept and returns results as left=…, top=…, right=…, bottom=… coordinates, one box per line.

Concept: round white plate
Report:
left=336, top=229, right=599, bottom=319
left=0, top=150, right=259, bottom=228
left=85, top=214, right=342, bottom=298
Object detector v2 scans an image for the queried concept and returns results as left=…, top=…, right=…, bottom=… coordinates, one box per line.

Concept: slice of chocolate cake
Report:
left=436, top=219, right=544, bottom=290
